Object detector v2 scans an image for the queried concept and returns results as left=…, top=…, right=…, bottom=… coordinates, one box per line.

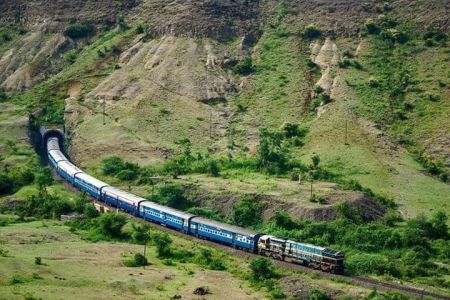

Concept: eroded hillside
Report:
left=1, top=0, right=449, bottom=219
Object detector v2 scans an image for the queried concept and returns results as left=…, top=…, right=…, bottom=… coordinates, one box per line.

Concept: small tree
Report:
left=231, top=198, right=263, bottom=227
left=233, top=57, right=254, bottom=75
left=97, top=213, right=127, bottom=238
left=152, top=232, right=172, bottom=258
left=302, top=24, right=321, bottom=39
left=133, top=253, right=148, bottom=266
left=249, top=258, right=276, bottom=280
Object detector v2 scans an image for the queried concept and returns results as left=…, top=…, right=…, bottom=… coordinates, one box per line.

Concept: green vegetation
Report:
left=64, top=23, right=95, bottom=39
left=302, top=24, right=322, bottom=39
left=259, top=207, right=449, bottom=286
left=234, top=57, right=255, bottom=75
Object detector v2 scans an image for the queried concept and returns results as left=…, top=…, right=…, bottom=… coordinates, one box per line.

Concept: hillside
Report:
left=1, top=1, right=450, bottom=298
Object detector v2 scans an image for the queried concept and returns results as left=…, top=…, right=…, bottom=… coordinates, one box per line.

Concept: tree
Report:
left=272, top=211, right=297, bottom=230
left=249, top=258, right=276, bottom=280
left=256, top=128, right=289, bottom=174
left=430, top=211, right=448, bottom=240
left=309, top=290, right=331, bottom=300
left=233, top=57, right=254, bottom=75
left=0, top=173, right=14, bottom=196
left=207, top=159, right=220, bottom=177
left=231, top=197, right=263, bottom=227
left=97, top=213, right=127, bottom=238
left=131, top=222, right=151, bottom=245
left=152, top=232, right=172, bottom=258
left=302, top=24, right=321, bottom=39
left=84, top=204, right=100, bottom=219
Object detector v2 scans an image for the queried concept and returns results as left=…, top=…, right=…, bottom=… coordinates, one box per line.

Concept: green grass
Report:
left=296, top=36, right=450, bottom=218
left=0, top=220, right=263, bottom=300
left=231, top=27, right=314, bottom=147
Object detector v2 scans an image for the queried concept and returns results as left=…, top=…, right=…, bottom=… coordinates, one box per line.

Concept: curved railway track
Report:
left=49, top=148, right=450, bottom=300
left=87, top=195, right=450, bottom=300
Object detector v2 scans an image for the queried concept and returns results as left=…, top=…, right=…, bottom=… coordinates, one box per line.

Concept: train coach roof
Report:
left=192, top=217, right=260, bottom=237
left=140, top=201, right=195, bottom=220
left=58, top=160, right=83, bottom=177
left=49, top=150, right=68, bottom=163
left=75, top=172, right=109, bottom=189
left=47, top=138, right=60, bottom=151
left=286, top=240, right=325, bottom=251
left=102, top=186, right=144, bottom=204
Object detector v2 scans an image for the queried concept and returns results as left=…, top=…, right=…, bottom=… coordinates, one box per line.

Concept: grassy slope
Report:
left=0, top=220, right=265, bottom=300
left=231, top=27, right=313, bottom=149
left=297, top=37, right=450, bottom=218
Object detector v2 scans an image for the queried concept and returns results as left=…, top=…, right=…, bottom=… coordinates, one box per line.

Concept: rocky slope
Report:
left=1, top=0, right=449, bottom=220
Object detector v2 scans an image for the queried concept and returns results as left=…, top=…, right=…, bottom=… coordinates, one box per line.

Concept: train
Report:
left=46, top=136, right=345, bottom=274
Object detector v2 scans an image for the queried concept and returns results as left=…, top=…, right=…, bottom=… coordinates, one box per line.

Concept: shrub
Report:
left=0, top=173, right=14, bottom=196
left=309, top=290, right=331, bottom=300
left=313, top=85, right=324, bottom=94
left=368, top=76, right=380, bottom=88
left=195, top=248, right=226, bottom=270
left=133, top=253, right=148, bottom=266
left=302, top=24, right=321, bottom=39
left=206, top=159, right=220, bottom=177
left=84, top=204, right=100, bottom=219
left=152, top=232, right=172, bottom=258
left=64, top=23, right=94, bottom=39
left=425, top=92, right=440, bottom=102
left=272, top=211, right=298, bottom=230
left=234, top=57, right=254, bottom=75
left=153, top=184, right=189, bottom=209
left=231, top=197, right=263, bottom=227
left=345, top=253, right=389, bottom=275
left=280, top=122, right=307, bottom=139
left=117, top=169, right=138, bottom=181
left=35, top=257, right=42, bottom=265
left=365, top=19, right=380, bottom=34
left=0, top=89, right=7, bottom=101
left=64, top=52, right=77, bottom=63
left=249, top=258, right=276, bottom=280
left=97, top=212, right=127, bottom=238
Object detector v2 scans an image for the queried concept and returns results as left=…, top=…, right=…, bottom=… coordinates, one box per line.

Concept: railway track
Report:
left=56, top=176, right=449, bottom=300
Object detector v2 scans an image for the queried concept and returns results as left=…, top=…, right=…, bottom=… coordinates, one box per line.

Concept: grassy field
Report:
left=0, top=220, right=265, bottom=300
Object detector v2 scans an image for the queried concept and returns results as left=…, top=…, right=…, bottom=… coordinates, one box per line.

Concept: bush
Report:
left=279, top=122, right=307, bottom=139
left=0, top=89, right=7, bottom=101
left=345, top=253, right=390, bottom=275
left=206, top=159, right=220, bottom=177
left=117, top=169, right=138, bottom=181
left=35, top=257, right=42, bottom=265
left=364, top=19, right=380, bottom=34
left=231, top=197, right=263, bottom=227
left=153, top=184, right=189, bottom=209
left=234, top=57, right=254, bottom=75
left=368, top=77, right=380, bottom=88
left=152, top=232, right=172, bottom=258
left=249, top=258, right=276, bottom=280
left=0, top=173, right=14, bottom=196
left=309, top=290, right=331, bottom=300
left=194, top=248, right=226, bottom=270
left=97, top=212, right=127, bottom=238
left=302, top=24, right=321, bottom=39
left=133, top=253, right=148, bottom=266
left=64, top=52, right=77, bottom=63
left=84, top=204, right=100, bottom=219
left=64, top=23, right=94, bottom=39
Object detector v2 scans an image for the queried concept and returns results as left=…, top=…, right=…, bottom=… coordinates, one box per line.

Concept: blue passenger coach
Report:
left=190, top=217, right=262, bottom=251
left=74, top=173, right=108, bottom=199
left=56, top=161, right=82, bottom=184
left=48, top=150, right=67, bottom=168
left=138, top=201, right=195, bottom=232
left=101, top=186, right=139, bottom=214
